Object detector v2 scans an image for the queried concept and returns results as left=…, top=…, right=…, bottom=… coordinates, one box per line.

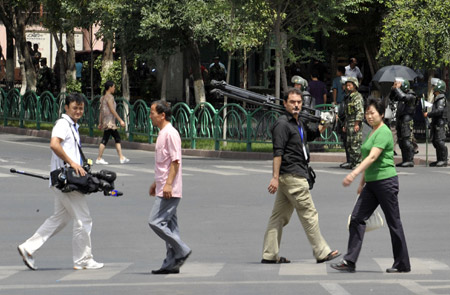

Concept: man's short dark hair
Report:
left=337, top=66, right=345, bottom=74
left=65, top=93, right=85, bottom=106
left=284, top=87, right=303, bottom=101
left=366, top=97, right=385, bottom=116
left=311, top=69, right=319, bottom=79
left=152, top=100, right=172, bottom=121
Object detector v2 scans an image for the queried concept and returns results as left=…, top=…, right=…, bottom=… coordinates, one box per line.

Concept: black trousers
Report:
left=344, top=176, right=411, bottom=271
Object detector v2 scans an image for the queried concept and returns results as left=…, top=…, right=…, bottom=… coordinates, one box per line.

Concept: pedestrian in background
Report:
left=332, top=66, right=346, bottom=105
left=308, top=69, right=327, bottom=105
left=18, top=93, right=104, bottom=271
left=148, top=100, right=191, bottom=274
left=345, top=58, right=363, bottom=85
left=96, top=80, right=129, bottom=165
left=262, top=88, right=340, bottom=265
left=331, top=97, right=410, bottom=273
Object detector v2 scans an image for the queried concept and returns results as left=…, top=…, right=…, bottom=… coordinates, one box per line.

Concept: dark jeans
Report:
left=344, top=176, right=410, bottom=271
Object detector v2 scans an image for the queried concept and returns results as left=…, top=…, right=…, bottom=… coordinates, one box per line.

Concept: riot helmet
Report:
left=291, top=75, right=308, bottom=91
left=431, top=78, right=446, bottom=93
left=395, top=77, right=410, bottom=92
left=345, top=76, right=359, bottom=89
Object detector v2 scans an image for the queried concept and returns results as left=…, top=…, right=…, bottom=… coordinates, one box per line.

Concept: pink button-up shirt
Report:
left=154, top=123, right=182, bottom=198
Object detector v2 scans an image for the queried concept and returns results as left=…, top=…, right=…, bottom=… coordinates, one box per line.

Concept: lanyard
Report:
left=63, top=118, right=85, bottom=165
left=297, top=124, right=308, bottom=161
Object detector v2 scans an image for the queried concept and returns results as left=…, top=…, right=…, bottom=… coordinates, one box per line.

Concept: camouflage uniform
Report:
left=344, top=91, right=364, bottom=168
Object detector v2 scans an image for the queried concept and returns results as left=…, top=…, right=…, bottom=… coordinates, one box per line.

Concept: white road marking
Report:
left=183, top=167, right=245, bottom=176
left=374, top=258, right=432, bottom=275
left=0, top=266, right=23, bottom=280
left=320, top=283, right=351, bottom=295
left=167, top=262, right=224, bottom=278
left=279, top=260, right=327, bottom=275
left=59, top=263, right=132, bottom=281
left=214, top=165, right=271, bottom=174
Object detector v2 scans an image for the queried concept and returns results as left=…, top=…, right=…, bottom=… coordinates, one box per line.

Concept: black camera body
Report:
left=51, top=167, right=122, bottom=196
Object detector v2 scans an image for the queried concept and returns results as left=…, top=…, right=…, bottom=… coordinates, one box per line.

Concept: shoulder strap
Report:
left=62, top=118, right=88, bottom=165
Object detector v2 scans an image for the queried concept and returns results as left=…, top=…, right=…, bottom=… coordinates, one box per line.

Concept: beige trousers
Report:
left=262, top=174, right=331, bottom=261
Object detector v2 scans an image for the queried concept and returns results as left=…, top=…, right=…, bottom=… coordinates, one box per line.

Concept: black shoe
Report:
left=435, top=161, right=448, bottom=167
left=386, top=267, right=410, bottom=273
left=395, top=162, right=404, bottom=167
left=340, top=162, right=351, bottom=169
left=151, top=268, right=180, bottom=274
left=399, top=161, right=414, bottom=167
left=174, top=250, right=192, bottom=269
left=429, top=161, right=438, bottom=167
left=330, top=259, right=355, bottom=272
left=261, top=256, right=291, bottom=264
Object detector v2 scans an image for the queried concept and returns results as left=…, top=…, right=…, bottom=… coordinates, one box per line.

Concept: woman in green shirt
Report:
left=331, top=97, right=411, bottom=273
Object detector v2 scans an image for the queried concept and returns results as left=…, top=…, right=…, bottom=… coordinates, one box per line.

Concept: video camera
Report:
left=210, top=80, right=336, bottom=127
left=52, top=164, right=123, bottom=197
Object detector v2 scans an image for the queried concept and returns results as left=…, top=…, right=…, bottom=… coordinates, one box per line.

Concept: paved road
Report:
left=1, top=133, right=450, bottom=295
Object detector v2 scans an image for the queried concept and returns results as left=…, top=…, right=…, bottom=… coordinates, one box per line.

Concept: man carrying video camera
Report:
left=18, top=93, right=104, bottom=271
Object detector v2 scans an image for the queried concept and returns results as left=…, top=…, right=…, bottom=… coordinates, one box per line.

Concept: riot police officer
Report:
left=389, top=77, right=417, bottom=167
left=342, top=77, right=364, bottom=169
left=424, top=78, right=448, bottom=167
left=291, top=75, right=315, bottom=110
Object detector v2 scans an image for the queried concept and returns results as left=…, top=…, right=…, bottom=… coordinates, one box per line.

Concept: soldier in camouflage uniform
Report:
left=389, top=77, right=417, bottom=167
left=424, top=78, right=448, bottom=167
left=342, top=77, right=364, bottom=169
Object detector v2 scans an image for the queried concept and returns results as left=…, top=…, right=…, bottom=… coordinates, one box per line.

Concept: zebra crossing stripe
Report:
left=374, top=258, right=432, bottom=275
left=59, top=263, right=132, bottom=281
left=0, top=266, right=23, bottom=280
left=320, top=283, right=351, bottom=295
left=171, top=262, right=225, bottom=278
left=279, top=260, right=327, bottom=275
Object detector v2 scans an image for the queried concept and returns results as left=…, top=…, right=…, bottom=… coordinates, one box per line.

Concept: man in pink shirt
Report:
left=148, top=100, right=191, bottom=274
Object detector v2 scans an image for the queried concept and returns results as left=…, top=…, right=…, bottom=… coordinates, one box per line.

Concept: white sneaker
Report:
left=18, top=245, right=36, bottom=270
left=120, top=157, right=130, bottom=164
left=96, top=158, right=109, bottom=165
left=74, top=259, right=104, bottom=270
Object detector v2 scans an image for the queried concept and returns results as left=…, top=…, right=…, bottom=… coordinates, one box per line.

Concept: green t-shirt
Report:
left=361, top=124, right=397, bottom=182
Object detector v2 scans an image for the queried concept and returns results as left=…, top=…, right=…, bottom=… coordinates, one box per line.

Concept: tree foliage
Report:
left=379, top=0, right=450, bottom=69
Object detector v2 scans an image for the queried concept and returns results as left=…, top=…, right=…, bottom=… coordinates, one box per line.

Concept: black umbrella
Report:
left=372, top=65, right=419, bottom=82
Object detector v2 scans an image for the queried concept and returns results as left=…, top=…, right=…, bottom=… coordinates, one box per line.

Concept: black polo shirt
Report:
left=272, top=112, right=319, bottom=178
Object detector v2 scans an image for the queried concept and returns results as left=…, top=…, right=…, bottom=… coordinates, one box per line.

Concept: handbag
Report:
left=347, top=195, right=384, bottom=232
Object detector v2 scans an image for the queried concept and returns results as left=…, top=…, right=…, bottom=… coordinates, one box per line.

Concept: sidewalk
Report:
left=0, top=125, right=440, bottom=165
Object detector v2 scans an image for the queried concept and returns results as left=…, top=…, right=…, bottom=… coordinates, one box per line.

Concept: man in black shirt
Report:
left=262, top=88, right=340, bottom=264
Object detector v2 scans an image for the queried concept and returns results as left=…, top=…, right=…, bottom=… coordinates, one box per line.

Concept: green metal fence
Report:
left=0, top=89, right=342, bottom=151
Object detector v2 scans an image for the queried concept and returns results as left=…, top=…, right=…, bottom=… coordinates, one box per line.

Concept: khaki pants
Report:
left=262, top=174, right=331, bottom=261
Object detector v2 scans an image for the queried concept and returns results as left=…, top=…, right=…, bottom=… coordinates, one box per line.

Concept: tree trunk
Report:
left=243, top=49, right=248, bottom=90
left=188, top=40, right=205, bottom=104
left=66, top=30, right=76, bottom=82
left=427, top=69, right=435, bottom=101
left=15, top=43, right=27, bottom=95
left=160, top=57, right=169, bottom=100
left=363, top=42, right=375, bottom=77
left=6, top=31, right=14, bottom=90
left=274, top=11, right=282, bottom=99
left=52, top=32, right=66, bottom=93
left=280, top=48, right=288, bottom=95
left=16, top=25, right=36, bottom=92
left=121, top=48, right=130, bottom=102
left=102, top=38, right=114, bottom=75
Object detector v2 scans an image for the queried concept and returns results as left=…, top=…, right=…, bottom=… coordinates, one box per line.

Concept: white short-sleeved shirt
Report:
left=345, top=65, right=363, bottom=79
left=50, top=114, right=82, bottom=173
left=154, top=123, right=182, bottom=198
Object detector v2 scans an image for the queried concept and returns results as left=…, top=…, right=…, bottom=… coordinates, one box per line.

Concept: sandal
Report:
left=316, top=250, right=341, bottom=264
left=261, top=256, right=291, bottom=264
